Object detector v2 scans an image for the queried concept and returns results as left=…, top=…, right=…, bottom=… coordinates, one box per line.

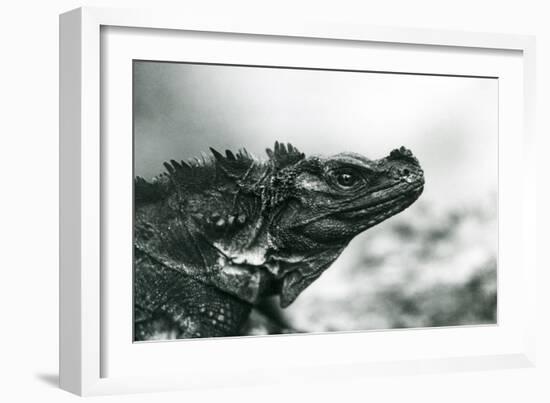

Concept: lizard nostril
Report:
left=402, top=168, right=410, bottom=176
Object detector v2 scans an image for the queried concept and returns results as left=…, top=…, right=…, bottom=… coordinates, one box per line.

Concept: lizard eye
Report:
left=337, top=172, right=357, bottom=187
left=329, top=168, right=365, bottom=190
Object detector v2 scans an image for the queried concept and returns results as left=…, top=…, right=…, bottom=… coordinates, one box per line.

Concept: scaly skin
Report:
left=134, top=142, right=424, bottom=340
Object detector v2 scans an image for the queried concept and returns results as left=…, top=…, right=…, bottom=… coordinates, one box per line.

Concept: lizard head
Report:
left=269, top=145, right=424, bottom=248
left=265, top=144, right=424, bottom=306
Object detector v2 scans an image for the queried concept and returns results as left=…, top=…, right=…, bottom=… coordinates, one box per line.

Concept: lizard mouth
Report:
left=339, top=182, right=424, bottom=220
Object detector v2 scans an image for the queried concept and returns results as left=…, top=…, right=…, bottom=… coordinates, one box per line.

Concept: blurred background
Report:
left=134, top=61, right=498, bottom=332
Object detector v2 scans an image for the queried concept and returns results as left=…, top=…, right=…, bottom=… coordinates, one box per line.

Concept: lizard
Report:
left=134, top=142, right=424, bottom=340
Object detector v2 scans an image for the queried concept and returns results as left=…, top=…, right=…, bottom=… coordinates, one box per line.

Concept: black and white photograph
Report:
left=133, top=60, right=498, bottom=341
left=5, top=0, right=548, bottom=400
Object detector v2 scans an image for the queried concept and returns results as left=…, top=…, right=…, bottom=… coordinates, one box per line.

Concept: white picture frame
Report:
left=59, top=6, right=537, bottom=396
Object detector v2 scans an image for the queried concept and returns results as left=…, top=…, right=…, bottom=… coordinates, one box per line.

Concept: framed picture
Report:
left=59, top=7, right=537, bottom=396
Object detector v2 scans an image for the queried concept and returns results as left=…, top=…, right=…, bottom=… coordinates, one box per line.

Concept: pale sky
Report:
left=134, top=61, right=498, bottom=210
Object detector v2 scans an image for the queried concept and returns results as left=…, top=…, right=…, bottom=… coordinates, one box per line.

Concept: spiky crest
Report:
left=265, top=141, right=305, bottom=170
left=135, top=142, right=304, bottom=203
left=209, top=147, right=256, bottom=179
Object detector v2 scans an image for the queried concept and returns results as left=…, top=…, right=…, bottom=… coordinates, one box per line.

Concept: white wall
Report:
left=1, top=0, right=548, bottom=402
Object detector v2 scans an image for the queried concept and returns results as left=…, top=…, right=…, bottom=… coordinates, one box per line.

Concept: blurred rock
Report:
left=284, top=194, right=497, bottom=333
